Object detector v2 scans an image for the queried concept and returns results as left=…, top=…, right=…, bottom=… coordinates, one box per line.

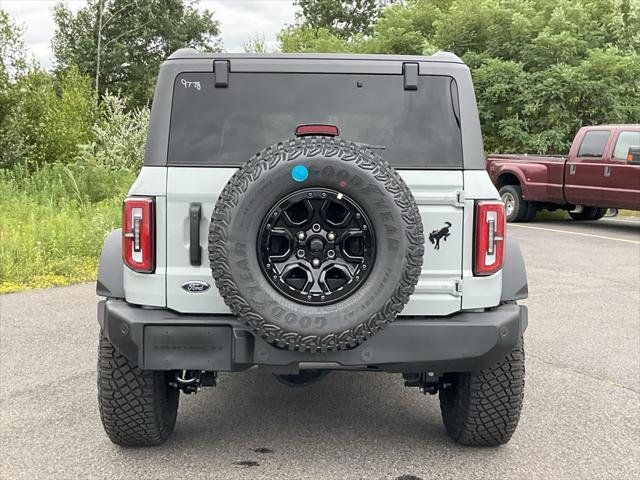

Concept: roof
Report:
left=166, top=48, right=463, bottom=64
left=580, top=124, right=640, bottom=129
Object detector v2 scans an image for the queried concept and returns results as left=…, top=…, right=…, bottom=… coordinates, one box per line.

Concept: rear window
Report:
left=168, top=73, right=463, bottom=169
left=577, top=130, right=610, bottom=157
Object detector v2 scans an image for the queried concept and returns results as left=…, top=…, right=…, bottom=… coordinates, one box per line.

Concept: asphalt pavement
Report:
left=1, top=217, right=639, bottom=480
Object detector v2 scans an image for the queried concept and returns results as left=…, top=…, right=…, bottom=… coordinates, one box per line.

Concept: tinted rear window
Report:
left=577, top=130, right=610, bottom=157
left=168, top=73, right=463, bottom=169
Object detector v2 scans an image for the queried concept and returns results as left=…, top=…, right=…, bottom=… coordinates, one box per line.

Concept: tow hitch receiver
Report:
left=403, top=372, right=451, bottom=395
left=170, top=370, right=217, bottom=394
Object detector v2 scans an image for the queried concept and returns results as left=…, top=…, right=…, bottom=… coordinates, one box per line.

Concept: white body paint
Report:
left=123, top=166, right=503, bottom=314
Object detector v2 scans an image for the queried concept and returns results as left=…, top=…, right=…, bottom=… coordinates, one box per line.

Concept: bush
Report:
left=0, top=66, right=97, bottom=169
left=0, top=87, right=147, bottom=293
left=77, top=93, right=149, bottom=172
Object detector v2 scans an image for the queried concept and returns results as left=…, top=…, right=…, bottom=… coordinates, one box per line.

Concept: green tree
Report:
left=52, top=0, right=221, bottom=108
left=279, top=0, right=640, bottom=154
left=244, top=34, right=267, bottom=54
left=0, top=10, right=27, bottom=128
left=0, top=10, right=27, bottom=80
left=294, top=0, right=391, bottom=39
left=0, top=66, right=97, bottom=168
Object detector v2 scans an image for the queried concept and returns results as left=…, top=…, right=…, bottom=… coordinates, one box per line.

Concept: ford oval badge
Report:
left=181, top=281, right=210, bottom=293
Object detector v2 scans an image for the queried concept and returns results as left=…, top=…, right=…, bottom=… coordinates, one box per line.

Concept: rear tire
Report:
left=569, top=207, right=606, bottom=221
left=97, top=332, right=179, bottom=447
left=499, top=185, right=531, bottom=223
left=439, top=338, right=525, bottom=446
left=522, top=203, right=537, bottom=222
left=592, top=208, right=607, bottom=220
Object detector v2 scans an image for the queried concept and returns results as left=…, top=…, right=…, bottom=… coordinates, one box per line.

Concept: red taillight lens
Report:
left=295, top=124, right=340, bottom=137
left=474, top=201, right=505, bottom=276
left=123, top=197, right=154, bottom=273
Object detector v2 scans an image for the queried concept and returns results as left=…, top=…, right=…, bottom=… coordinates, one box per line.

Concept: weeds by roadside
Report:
left=0, top=163, right=135, bottom=293
left=0, top=91, right=146, bottom=294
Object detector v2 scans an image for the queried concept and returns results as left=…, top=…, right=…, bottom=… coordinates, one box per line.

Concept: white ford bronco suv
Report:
left=96, top=50, right=528, bottom=448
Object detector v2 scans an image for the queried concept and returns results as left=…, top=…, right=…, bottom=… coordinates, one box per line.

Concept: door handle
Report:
left=189, top=203, right=202, bottom=265
left=569, top=164, right=577, bottom=175
left=604, top=166, right=611, bottom=177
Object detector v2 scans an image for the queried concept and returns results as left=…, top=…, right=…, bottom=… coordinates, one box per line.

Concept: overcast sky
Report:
left=1, top=0, right=298, bottom=69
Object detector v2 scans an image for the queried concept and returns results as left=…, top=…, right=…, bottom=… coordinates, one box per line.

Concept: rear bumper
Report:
left=98, top=300, right=527, bottom=373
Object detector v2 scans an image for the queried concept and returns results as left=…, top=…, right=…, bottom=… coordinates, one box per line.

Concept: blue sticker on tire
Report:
left=291, top=165, right=309, bottom=182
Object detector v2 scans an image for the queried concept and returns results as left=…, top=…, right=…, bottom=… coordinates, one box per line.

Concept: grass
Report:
left=0, top=163, right=135, bottom=294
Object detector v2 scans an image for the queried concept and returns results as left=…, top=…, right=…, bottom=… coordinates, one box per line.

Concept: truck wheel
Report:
left=592, top=208, right=607, bottom=220
left=97, top=332, right=179, bottom=447
left=499, top=185, right=531, bottom=222
left=522, top=203, right=537, bottom=222
left=209, top=136, right=424, bottom=352
left=439, top=338, right=525, bottom=446
left=569, top=207, right=606, bottom=221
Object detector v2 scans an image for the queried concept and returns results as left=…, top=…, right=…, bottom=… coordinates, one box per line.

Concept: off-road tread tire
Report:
left=209, top=136, right=424, bottom=352
left=439, top=338, right=525, bottom=446
left=97, top=332, right=179, bottom=447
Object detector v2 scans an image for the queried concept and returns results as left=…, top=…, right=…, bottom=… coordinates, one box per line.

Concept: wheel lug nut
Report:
left=327, top=250, right=335, bottom=259
left=266, top=263, right=271, bottom=269
left=312, top=223, right=321, bottom=232
left=355, top=213, right=361, bottom=219
left=327, top=232, right=336, bottom=241
left=297, top=231, right=306, bottom=241
left=297, top=249, right=305, bottom=258
left=321, top=192, right=327, bottom=197
left=312, top=258, right=321, bottom=268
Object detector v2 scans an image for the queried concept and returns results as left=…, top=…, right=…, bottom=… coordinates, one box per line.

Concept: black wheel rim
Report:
left=257, top=188, right=376, bottom=305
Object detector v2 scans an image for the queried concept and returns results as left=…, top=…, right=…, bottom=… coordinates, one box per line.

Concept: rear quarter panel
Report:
left=488, top=155, right=566, bottom=204
left=461, top=171, right=502, bottom=310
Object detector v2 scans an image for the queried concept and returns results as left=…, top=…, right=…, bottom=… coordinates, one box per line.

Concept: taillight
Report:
left=474, top=201, right=505, bottom=276
left=123, top=197, right=154, bottom=273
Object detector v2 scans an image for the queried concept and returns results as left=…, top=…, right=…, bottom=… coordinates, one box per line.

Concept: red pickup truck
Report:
left=487, top=125, right=640, bottom=222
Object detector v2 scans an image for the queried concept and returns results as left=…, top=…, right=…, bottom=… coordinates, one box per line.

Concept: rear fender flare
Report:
left=501, top=237, right=528, bottom=302
left=96, top=229, right=125, bottom=299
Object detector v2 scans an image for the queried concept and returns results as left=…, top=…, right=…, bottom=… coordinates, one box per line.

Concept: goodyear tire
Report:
left=209, top=136, right=424, bottom=352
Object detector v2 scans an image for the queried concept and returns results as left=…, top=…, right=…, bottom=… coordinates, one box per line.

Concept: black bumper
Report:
left=98, top=300, right=527, bottom=373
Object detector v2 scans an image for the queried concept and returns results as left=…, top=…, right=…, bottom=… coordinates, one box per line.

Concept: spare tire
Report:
left=209, top=136, right=424, bottom=352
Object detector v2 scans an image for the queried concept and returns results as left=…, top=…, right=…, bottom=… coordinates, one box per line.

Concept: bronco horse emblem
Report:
left=429, top=222, right=452, bottom=250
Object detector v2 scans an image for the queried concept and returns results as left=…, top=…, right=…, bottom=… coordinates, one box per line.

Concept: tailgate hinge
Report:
left=214, top=60, right=229, bottom=88
left=403, top=62, right=419, bottom=90
left=455, top=190, right=465, bottom=207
